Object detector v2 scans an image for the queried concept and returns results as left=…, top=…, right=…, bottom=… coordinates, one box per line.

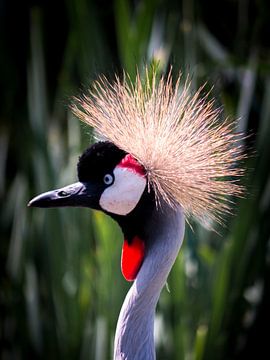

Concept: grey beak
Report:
left=28, top=182, right=96, bottom=208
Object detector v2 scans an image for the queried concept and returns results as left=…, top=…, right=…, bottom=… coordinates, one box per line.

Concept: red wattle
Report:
left=121, top=236, right=145, bottom=281
left=117, top=154, right=145, bottom=177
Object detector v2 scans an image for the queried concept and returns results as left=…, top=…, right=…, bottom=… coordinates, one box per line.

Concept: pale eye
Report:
left=103, top=174, right=114, bottom=186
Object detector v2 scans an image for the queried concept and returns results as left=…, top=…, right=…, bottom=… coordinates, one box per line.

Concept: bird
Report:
left=28, top=70, right=245, bottom=359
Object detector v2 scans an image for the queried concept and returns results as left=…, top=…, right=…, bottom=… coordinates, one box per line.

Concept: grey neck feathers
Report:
left=114, top=204, right=185, bottom=360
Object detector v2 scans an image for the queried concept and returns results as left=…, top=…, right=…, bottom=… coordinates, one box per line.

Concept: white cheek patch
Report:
left=99, top=167, right=146, bottom=215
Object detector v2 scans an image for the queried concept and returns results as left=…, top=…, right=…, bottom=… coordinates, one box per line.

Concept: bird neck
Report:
left=114, top=203, right=185, bottom=360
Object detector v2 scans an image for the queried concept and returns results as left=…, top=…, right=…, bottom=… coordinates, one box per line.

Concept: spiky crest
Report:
left=72, top=70, right=245, bottom=224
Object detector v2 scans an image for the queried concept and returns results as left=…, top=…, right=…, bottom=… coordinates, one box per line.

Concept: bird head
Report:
left=28, top=141, right=148, bottom=214
left=28, top=70, right=246, bottom=281
left=28, top=141, right=153, bottom=281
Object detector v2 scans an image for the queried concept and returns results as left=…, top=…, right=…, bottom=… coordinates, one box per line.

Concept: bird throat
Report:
left=121, top=236, right=145, bottom=281
left=109, top=185, right=156, bottom=282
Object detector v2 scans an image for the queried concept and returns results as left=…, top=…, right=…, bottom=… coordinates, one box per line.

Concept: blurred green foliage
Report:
left=1, top=0, right=270, bottom=359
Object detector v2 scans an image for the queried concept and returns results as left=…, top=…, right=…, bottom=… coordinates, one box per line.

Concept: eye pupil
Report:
left=103, top=174, right=114, bottom=185
left=58, top=191, right=68, bottom=197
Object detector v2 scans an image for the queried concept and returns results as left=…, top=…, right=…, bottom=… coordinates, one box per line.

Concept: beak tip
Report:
left=28, top=198, right=38, bottom=207
left=27, top=194, right=45, bottom=208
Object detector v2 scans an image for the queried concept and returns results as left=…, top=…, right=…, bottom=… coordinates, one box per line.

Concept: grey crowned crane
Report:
left=29, top=71, right=245, bottom=359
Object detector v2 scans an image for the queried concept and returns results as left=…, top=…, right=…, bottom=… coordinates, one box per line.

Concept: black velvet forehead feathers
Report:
left=77, top=141, right=127, bottom=182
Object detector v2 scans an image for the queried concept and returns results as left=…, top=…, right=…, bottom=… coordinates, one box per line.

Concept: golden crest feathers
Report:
left=72, top=70, right=245, bottom=224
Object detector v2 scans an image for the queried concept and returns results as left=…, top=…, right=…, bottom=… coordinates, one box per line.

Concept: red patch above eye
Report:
left=121, top=236, right=145, bottom=281
left=117, top=154, right=145, bottom=177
